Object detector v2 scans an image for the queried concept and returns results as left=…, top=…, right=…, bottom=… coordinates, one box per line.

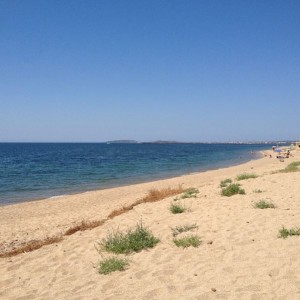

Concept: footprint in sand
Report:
left=135, top=270, right=148, bottom=279
left=151, top=268, right=175, bottom=277
left=6, top=263, right=22, bottom=272
left=141, top=288, right=160, bottom=299
left=0, top=277, right=16, bottom=288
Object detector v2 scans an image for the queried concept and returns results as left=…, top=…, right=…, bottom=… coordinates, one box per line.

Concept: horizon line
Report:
left=0, top=140, right=296, bottom=144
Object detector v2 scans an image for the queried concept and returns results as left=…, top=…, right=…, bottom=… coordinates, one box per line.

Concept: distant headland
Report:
left=106, top=140, right=294, bottom=145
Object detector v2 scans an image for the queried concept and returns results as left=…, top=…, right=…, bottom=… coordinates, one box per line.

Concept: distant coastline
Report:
left=106, top=140, right=294, bottom=145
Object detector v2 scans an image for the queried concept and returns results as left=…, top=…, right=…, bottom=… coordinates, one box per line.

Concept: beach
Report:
left=1, top=150, right=300, bottom=299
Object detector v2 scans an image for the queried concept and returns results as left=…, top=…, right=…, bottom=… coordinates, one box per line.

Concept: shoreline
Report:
left=0, top=149, right=263, bottom=207
left=0, top=149, right=275, bottom=250
left=1, top=148, right=300, bottom=299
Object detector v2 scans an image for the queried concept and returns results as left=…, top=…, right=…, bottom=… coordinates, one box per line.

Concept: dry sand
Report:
left=1, top=150, right=300, bottom=299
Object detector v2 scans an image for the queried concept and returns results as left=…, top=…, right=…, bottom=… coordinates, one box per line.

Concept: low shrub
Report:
left=280, top=161, right=300, bottom=173
left=170, top=203, right=186, bottom=214
left=236, top=173, right=258, bottom=181
left=180, top=188, right=199, bottom=199
left=278, top=226, right=300, bottom=239
left=221, top=184, right=245, bottom=197
left=220, top=178, right=232, bottom=188
left=173, top=235, right=201, bottom=248
left=98, top=257, right=129, bottom=275
left=99, top=222, right=160, bottom=254
left=254, top=200, right=275, bottom=209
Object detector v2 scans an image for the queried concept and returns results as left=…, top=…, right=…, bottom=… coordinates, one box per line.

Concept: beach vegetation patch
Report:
left=181, top=188, right=199, bottom=199
left=253, top=189, right=263, bottom=193
left=173, top=235, right=201, bottom=248
left=99, top=222, right=159, bottom=254
left=278, top=226, right=300, bottom=239
left=280, top=161, right=300, bottom=173
left=170, top=202, right=186, bottom=214
left=171, top=223, right=198, bottom=237
left=221, top=184, right=245, bottom=197
left=98, top=257, right=129, bottom=275
left=254, top=200, right=275, bottom=209
left=141, top=186, right=184, bottom=203
left=107, top=186, right=185, bottom=218
left=2, top=187, right=183, bottom=258
left=220, top=178, right=232, bottom=188
left=236, top=173, right=258, bottom=181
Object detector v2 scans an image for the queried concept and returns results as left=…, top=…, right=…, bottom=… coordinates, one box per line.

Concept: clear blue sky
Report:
left=0, top=0, right=299, bottom=142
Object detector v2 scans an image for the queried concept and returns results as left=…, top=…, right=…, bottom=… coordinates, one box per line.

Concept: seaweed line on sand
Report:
left=0, top=186, right=183, bottom=258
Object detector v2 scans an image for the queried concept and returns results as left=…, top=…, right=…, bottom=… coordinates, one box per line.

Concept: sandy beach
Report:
left=1, top=150, right=300, bottom=299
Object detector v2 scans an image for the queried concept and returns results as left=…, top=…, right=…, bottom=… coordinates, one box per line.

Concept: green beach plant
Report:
left=220, top=178, right=232, bottom=188
left=173, top=235, right=201, bottom=248
left=174, top=188, right=199, bottom=201
left=99, top=222, right=160, bottom=254
left=280, top=161, right=300, bottom=173
left=221, top=183, right=245, bottom=197
left=171, top=223, right=198, bottom=237
left=236, top=173, right=258, bottom=181
left=181, top=188, right=199, bottom=199
left=254, top=200, right=275, bottom=209
left=278, top=226, right=300, bottom=239
left=170, top=202, right=186, bottom=214
left=98, top=257, right=129, bottom=275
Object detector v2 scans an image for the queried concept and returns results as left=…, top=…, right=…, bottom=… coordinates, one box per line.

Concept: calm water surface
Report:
left=0, top=143, right=270, bottom=205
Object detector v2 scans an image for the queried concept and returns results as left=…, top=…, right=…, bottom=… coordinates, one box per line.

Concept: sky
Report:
left=0, top=0, right=299, bottom=142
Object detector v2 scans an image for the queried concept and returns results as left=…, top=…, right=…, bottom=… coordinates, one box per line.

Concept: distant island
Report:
left=142, top=140, right=182, bottom=144
left=106, top=140, right=181, bottom=144
left=105, top=140, right=294, bottom=145
left=106, top=140, right=138, bottom=144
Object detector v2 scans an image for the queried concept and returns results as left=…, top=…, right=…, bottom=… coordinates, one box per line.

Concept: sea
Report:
left=0, top=143, right=271, bottom=205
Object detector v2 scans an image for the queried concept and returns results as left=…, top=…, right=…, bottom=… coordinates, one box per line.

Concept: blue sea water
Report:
left=0, top=143, right=270, bottom=205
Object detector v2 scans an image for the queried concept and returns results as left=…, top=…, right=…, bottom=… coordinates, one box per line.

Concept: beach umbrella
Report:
left=274, top=148, right=282, bottom=153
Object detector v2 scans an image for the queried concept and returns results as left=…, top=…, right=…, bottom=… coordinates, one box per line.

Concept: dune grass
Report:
left=99, top=222, right=159, bottom=254
left=173, top=235, right=201, bottom=248
left=236, top=173, right=258, bottom=181
left=174, top=187, right=199, bottom=201
left=278, top=226, right=300, bottom=239
left=171, top=223, right=198, bottom=237
left=254, top=200, right=275, bottom=209
left=181, top=188, right=199, bottom=199
left=221, top=183, right=245, bottom=197
left=98, top=257, right=129, bottom=275
left=170, top=202, right=186, bottom=214
left=280, top=161, right=300, bottom=173
left=220, top=178, right=232, bottom=188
